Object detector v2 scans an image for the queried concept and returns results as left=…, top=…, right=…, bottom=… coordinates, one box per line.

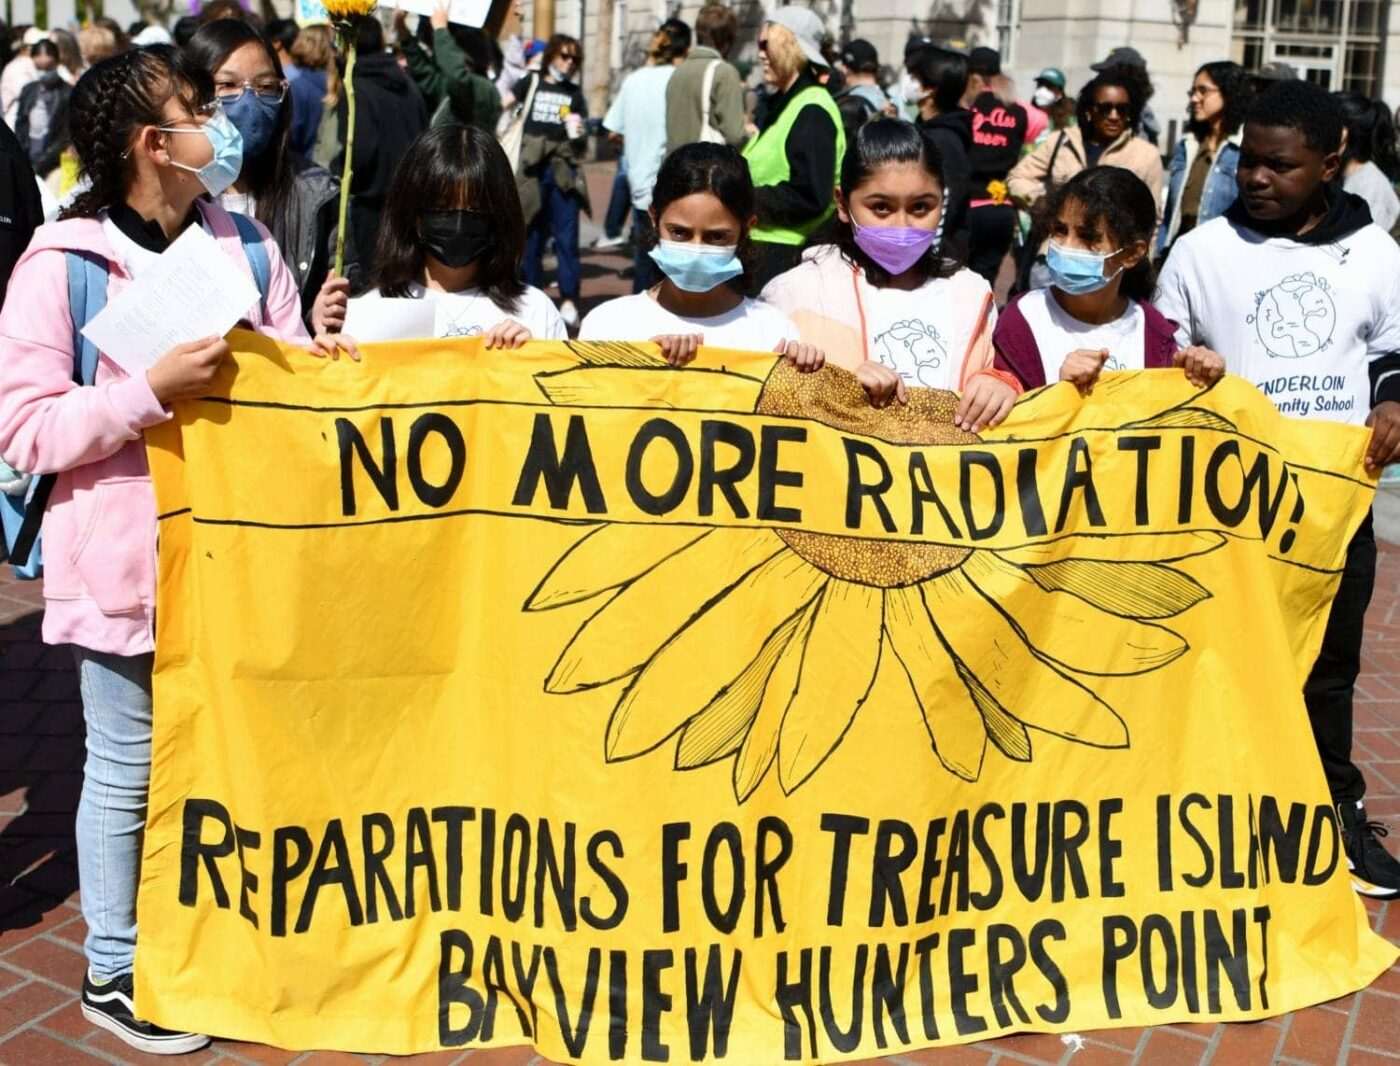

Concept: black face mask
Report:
left=420, top=210, right=494, bottom=268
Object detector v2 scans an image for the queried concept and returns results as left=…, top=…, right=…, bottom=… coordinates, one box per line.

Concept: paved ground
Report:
left=1, top=179, right=1398, bottom=1063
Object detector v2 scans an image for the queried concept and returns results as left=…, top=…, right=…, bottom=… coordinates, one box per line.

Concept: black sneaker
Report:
left=1338, top=802, right=1400, bottom=899
left=81, top=971, right=210, bottom=1055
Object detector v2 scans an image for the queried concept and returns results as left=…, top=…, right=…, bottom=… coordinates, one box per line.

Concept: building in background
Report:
left=529, top=0, right=1399, bottom=150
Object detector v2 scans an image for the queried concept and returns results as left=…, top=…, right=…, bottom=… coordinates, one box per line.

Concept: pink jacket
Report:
left=0, top=200, right=310, bottom=656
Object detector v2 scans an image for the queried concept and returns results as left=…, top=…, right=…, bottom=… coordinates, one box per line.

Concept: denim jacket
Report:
left=1158, top=131, right=1241, bottom=254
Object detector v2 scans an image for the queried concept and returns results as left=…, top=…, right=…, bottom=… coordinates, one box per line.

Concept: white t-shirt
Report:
left=1343, top=162, right=1400, bottom=234
left=602, top=65, right=674, bottom=211
left=861, top=271, right=996, bottom=390
left=1017, top=288, right=1146, bottom=383
left=1156, top=213, right=1400, bottom=425
left=578, top=292, right=798, bottom=350
left=361, top=283, right=567, bottom=340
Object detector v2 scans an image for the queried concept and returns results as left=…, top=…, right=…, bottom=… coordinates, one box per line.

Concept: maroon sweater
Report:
left=993, top=292, right=1181, bottom=389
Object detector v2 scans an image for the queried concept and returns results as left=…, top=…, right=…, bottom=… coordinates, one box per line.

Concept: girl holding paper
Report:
left=313, top=124, right=566, bottom=345
left=0, top=46, right=343, bottom=1056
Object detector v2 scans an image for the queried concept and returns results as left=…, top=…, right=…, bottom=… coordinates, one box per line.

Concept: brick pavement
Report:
left=1, top=201, right=1398, bottom=1062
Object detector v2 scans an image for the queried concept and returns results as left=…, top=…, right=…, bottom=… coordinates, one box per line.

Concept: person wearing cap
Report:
left=665, top=3, right=745, bottom=150
left=742, top=5, right=846, bottom=287
left=962, top=45, right=1027, bottom=285
left=834, top=38, right=890, bottom=144
left=1025, top=67, right=1065, bottom=142
left=1090, top=45, right=1160, bottom=146
left=1, top=27, right=45, bottom=121
left=1250, top=59, right=1297, bottom=97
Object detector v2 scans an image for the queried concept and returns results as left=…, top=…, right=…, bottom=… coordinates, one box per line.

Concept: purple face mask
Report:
left=853, top=221, right=937, bottom=275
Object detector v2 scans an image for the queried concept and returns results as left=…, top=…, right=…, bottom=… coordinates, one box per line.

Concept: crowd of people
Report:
left=0, top=1, right=1399, bottom=1055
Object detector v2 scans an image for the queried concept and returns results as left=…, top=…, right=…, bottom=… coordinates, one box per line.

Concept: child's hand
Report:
left=430, top=0, right=450, bottom=29
left=1173, top=345, right=1225, bottom=387
left=311, top=331, right=360, bottom=362
left=855, top=361, right=907, bottom=408
left=484, top=320, right=532, bottom=349
left=1365, top=400, right=1400, bottom=471
left=312, top=273, right=351, bottom=335
left=146, top=336, right=231, bottom=405
left=651, top=333, right=702, bottom=366
left=956, top=373, right=1016, bottom=432
left=1059, top=348, right=1109, bottom=395
left=775, top=339, right=824, bottom=372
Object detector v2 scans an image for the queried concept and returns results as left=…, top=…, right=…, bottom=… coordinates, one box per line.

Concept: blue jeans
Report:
left=604, top=159, right=631, bottom=239
left=73, top=649, right=153, bottom=981
left=525, top=166, right=582, bottom=303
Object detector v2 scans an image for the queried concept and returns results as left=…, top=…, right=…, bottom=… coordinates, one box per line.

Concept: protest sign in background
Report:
left=137, top=336, right=1398, bottom=1060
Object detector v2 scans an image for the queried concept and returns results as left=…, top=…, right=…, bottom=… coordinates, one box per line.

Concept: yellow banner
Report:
left=137, top=335, right=1398, bottom=1060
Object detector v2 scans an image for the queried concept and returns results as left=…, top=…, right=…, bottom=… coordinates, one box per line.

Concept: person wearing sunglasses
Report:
left=185, top=19, right=354, bottom=321
left=1007, top=70, right=1163, bottom=292
left=515, top=33, right=589, bottom=328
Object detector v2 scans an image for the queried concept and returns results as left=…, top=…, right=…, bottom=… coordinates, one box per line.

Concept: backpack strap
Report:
left=699, top=60, right=719, bottom=134
left=7, top=251, right=110, bottom=568
left=229, top=211, right=271, bottom=317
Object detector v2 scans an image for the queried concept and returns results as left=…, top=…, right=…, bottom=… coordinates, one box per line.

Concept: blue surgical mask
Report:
left=221, top=92, right=280, bottom=160
left=1045, top=240, right=1122, bottom=296
left=648, top=240, right=744, bottom=293
left=161, top=108, right=244, bottom=198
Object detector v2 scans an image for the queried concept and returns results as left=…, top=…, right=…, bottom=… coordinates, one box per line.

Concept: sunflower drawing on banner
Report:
left=524, top=345, right=1226, bottom=802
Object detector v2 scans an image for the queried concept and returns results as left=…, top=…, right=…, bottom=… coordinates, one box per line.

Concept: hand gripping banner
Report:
left=137, top=335, right=1398, bottom=1059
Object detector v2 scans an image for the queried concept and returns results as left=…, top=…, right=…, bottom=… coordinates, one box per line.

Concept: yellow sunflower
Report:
left=322, top=0, right=377, bottom=17
left=525, top=348, right=1223, bottom=802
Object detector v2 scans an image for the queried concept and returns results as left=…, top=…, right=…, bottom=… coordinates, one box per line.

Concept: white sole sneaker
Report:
left=81, top=995, right=211, bottom=1056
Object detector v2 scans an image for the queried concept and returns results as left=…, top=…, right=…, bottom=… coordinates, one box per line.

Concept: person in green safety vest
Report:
left=742, top=6, right=845, bottom=289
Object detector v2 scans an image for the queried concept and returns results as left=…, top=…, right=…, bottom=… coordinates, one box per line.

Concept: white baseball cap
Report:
left=766, top=6, right=829, bottom=68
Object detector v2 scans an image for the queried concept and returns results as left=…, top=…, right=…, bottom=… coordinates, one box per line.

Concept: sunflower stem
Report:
left=333, top=31, right=357, bottom=280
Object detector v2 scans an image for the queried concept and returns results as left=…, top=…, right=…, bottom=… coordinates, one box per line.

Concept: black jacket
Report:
left=919, top=109, right=972, bottom=252
left=752, top=71, right=840, bottom=232
left=14, top=73, right=70, bottom=177
left=332, top=51, right=428, bottom=205
left=0, top=115, right=42, bottom=309
left=967, top=91, right=1027, bottom=197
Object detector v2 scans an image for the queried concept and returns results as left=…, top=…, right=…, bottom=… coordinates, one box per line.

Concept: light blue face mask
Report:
left=648, top=239, right=744, bottom=293
left=1045, top=240, right=1123, bottom=296
left=160, top=108, right=244, bottom=198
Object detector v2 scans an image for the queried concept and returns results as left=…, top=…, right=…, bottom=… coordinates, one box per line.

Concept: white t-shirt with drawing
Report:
left=860, top=269, right=997, bottom=390
left=1155, top=213, right=1400, bottom=426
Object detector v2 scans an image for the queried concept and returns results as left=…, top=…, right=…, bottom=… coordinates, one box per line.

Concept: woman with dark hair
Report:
left=514, top=33, right=588, bottom=328
left=1157, top=61, right=1250, bottom=258
left=185, top=19, right=344, bottom=318
left=314, top=124, right=563, bottom=343
left=579, top=142, right=823, bottom=373
left=994, top=166, right=1220, bottom=392
left=13, top=39, right=70, bottom=175
left=742, top=5, right=845, bottom=288
left=765, top=118, right=1016, bottom=423
left=1338, top=91, right=1400, bottom=232
left=1008, top=72, right=1163, bottom=290
left=904, top=45, right=971, bottom=257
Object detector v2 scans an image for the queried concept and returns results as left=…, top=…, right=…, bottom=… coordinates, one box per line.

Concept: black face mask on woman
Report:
left=420, top=210, right=494, bottom=268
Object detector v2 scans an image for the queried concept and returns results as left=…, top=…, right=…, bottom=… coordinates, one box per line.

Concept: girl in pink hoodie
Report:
left=0, top=46, right=336, bottom=1054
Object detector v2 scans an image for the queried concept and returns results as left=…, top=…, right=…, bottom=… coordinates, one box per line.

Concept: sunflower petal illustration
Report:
left=884, top=586, right=987, bottom=781
left=777, top=582, right=884, bottom=794
left=526, top=525, right=707, bottom=610
left=733, top=598, right=819, bottom=801
left=963, top=553, right=1186, bottom=675
left=922, top=570, right=1128, bottom=748
left=606, top=553, right=828, bottom=761
left=563, top=340, right=670, bottom=367
left=995, top=531, right=1225, bottom=566
left=1126, top=406, right=1236, bottom=432
left=675, top=607, right=807, bottom=770
left=962, top=660, right=1033, bottom=761
left=1025, top=559, right=1209, bottom=619
left=547, top=529, right=780, bottom=693
left=534, top=365, right=764, bottom=412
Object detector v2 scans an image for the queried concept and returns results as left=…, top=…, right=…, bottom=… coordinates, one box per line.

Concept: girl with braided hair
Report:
left=0, top=45, right=345, bottom=1054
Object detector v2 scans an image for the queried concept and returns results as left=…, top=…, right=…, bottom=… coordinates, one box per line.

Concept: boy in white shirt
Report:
left=1157, top=79, right=1400, bottom=898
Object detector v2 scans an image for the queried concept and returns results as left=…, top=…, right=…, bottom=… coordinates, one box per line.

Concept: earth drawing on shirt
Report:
left=872, top=319, right=949, bottom=386
left=1248, top=272, right=1337, bottom=359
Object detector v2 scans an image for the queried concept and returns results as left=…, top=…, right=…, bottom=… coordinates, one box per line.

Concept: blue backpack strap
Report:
left=66, top=251, right=108, bottom=385
left=229, top=211, right=271, bottom=316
